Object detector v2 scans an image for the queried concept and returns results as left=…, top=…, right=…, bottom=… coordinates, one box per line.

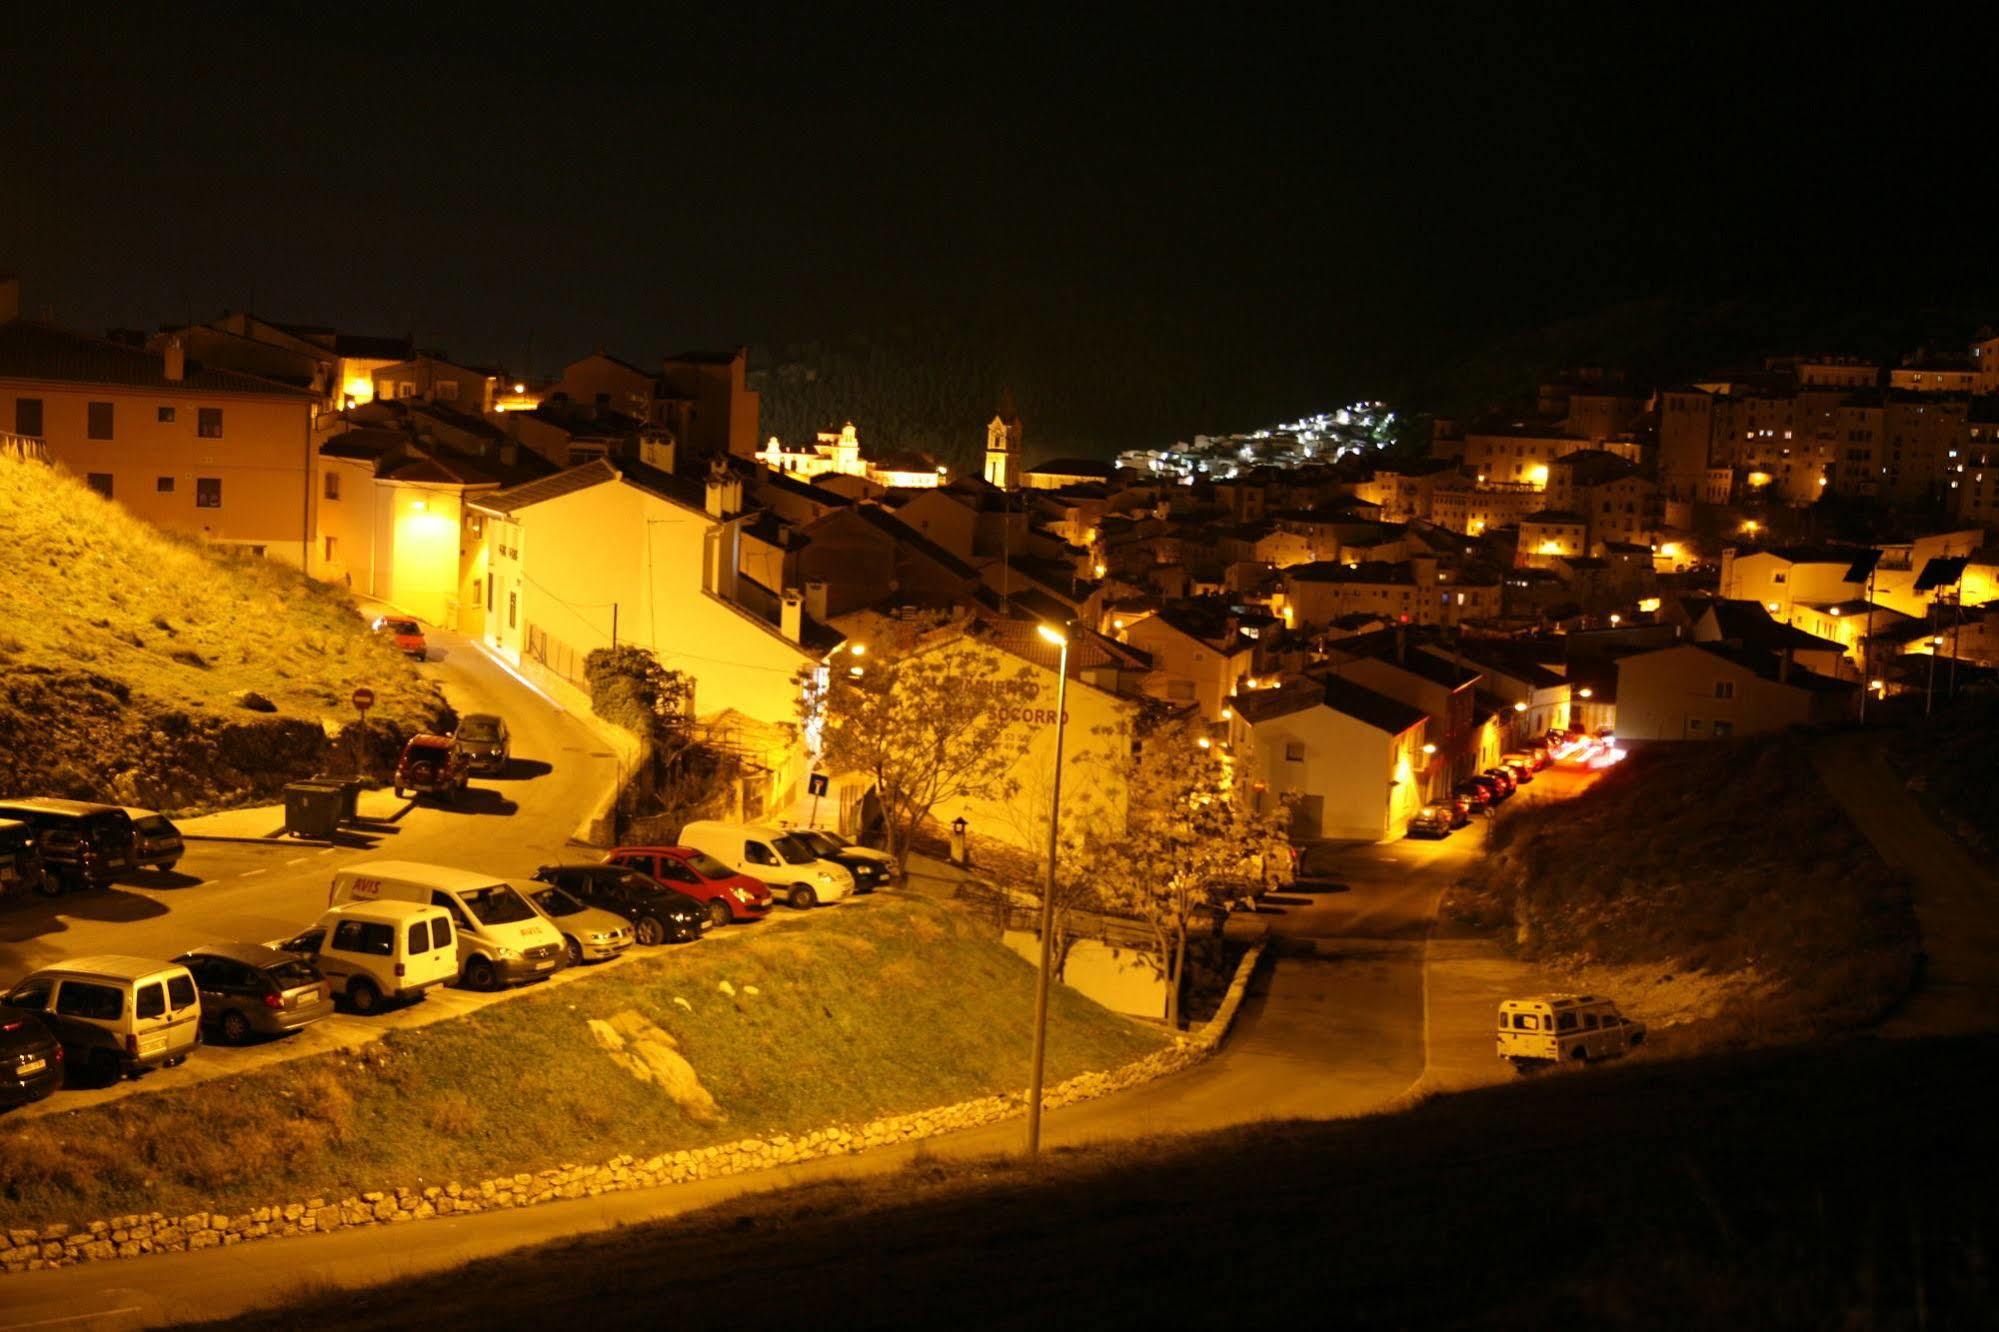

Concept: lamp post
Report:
left=1025, top=621, right=1071, bottom=1158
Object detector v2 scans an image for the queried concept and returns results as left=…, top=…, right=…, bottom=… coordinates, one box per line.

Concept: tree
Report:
left=1082, top=714, right=1292, bottom=1029
left=802, top=618, right=1035, bottom=874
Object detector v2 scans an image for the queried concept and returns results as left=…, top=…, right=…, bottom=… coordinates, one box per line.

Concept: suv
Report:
left=3, top=956, right=200, bottom=1085
left=452, top=713, right=511, bottom=775
left=276, top=901, right=459, bottom=1014
left=1498, top=994, right=1646, bottom=1072
left=174, top=943, right=333, bottom=1045
left=372, top=615, right=427, bottom=660
left=121, top=807, right=185, bottom=872
left=533, top=864, right=707, bottom=945
left=0, top=818, right=47, bottom=898
left=394, top=735, right=469, bottom=803
left=0, top=800, right=138, bottom=892
left=603, top=846, right=773, bottom=927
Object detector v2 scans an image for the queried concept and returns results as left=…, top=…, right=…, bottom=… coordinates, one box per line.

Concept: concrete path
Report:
left=1814, top=730, right=1999, bottom=1037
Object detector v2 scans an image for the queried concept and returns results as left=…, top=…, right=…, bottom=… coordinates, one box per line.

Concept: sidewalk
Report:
left=179, top=788, right=414, bottom=842
left=1813, top=729, right=1999, bottom=1038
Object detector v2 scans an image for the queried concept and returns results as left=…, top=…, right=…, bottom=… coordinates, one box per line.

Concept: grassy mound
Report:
left=1454, top=734, right=1919, bottom=1040
left=0, top=455, right=440, bottom=809
left=0, top=897, right=1164, bottom=1229
left=1889, top=692, right=1999, bottom=862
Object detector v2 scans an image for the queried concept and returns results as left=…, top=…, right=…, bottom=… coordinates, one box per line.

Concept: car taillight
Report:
left=52, top=1045, right=63, bottom=1063
left=264, top=992, right=285, bottom=1009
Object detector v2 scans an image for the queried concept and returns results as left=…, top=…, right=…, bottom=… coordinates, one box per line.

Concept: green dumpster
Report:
left=308, top=775, right=364, bottom=824
left=283, top=783, right=343, bottom=839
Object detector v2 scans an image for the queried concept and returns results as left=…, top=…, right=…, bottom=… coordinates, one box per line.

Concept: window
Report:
left=331, top=920, right=394, bottom=956
left=157, top=406, right=176, bottom=423
left=1713, top=721, right=1734, bottom=738
left=1714, top=681, right=1735, bottom=699
left=437, top=379, right=460, bottom=401
left=1772, top=572, right=1787, bottom=584
left=324, top=472, right=341, bottom=501
left=55, top=980, right=122, bottom=1020
left=431, top=915, right=452, bottom=949
left=14, top=397, right=43, bottom=436
left=86, top=472, right=113, bottom=498
left=1688, top=718, right=1705, bottom=733
left=197, top=407, right=223, bottom=438
left=486, top=578, right=494, bottom=613
left=745, top=841, right=779, bottom=866
left=397, top=381, right=416, bottom=399
left=1284, top=741, right=1305, bottom=762
left=135, top=983, right=165, bottom=1019
left=1556, top=1012, right=1578, bottom=1032
left=1511, top=1013, right=1539, bottom=1031
left=408, top=922, right=430, bottom=955
left=85, top=401, right=114, bottom=439
left=508, top=591, right=517, bottom=629
left=324, top=536, right=337, bottom=562
left=196, top=477, right=222, bottom=509
left=157, top=476, right=175, bottom=493
left=1582, top=1013, right=1600, bottom=1030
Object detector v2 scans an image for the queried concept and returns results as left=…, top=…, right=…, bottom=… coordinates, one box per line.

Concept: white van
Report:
left=679, top=821, right=855, bottom=909
left=330, top=860, right=567, bottom=990
left=277, top=901, right=459, bottom=1014
left=4, top=956, right=201, bottom=1084
left=1497, top=994, right=1646, bottom=1072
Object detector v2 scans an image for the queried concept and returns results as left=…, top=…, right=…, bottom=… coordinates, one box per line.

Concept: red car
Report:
left=602, top=846, right=773, bottom=927
left=393, top=734, right=469, bottom=802
left=372, top=615, right=427, bottom=660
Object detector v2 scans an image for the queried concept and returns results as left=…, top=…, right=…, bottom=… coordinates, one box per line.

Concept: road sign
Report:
left=807, top=772, right=829, bottom=797
left=351, top=687, right=375, bottom=712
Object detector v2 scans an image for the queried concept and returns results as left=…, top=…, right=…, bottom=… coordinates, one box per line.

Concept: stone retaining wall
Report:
left=1, top=943, right=1264, bottom=1274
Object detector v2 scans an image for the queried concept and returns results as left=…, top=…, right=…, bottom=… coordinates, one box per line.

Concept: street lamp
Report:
left=1025, top=621, right=1072, bottom=1158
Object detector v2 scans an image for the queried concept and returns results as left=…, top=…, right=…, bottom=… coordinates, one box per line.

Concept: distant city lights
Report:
left=1117, top=402, right=1398, bottom=481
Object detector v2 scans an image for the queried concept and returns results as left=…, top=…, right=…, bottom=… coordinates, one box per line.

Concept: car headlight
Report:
left=818, top=872, right=837, bottom=885
left=730, top=887, right=750, bottom=902
left=494, top=946, right=520, bottom=960
left=588, top=932, right=611, bottom=944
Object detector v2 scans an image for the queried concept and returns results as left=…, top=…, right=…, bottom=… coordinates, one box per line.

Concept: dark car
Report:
left=121, top=807, right=184, bottom=871
left=1443, top=796, right=1474, bottom=828
left=602, top=846, right=774, bottom=927
left=1480, top=767, right=1517, bottom=798
left=1450, top=780, right=1492, bottom=814
left=452, top=713, right=511, bottom=775
left=1464, top=774, right=1507, bottom=805
left=785, top=828, right=892, bottom=892
left=1406, top=805, right=1454, bottom=839
left=393, top=735, right=469, bottom=802
left=0, top=818, right=47, bottom=898
left=533, top=863, right=707, bottom=944
left=0, top=1005, right=62, bottom=1108
left=0, top=800, right=138, bottom=892
left=173, top=943, right=334, bottom=1045
left=372, top=615, right=427, bottom=660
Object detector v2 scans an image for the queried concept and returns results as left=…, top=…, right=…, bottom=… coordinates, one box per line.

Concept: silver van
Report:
left=4, top=956, right=201, bottom=1085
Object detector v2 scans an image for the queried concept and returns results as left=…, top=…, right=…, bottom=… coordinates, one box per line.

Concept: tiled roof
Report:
left=320, top=428, right=407, bottom=462
left=383, top=456, right=496, bottom=486
left=473, top=459, right=620, bottom=514
left=1316, top=674, right=1429, bottom=735
left=0, top=320, right=318, bottom=397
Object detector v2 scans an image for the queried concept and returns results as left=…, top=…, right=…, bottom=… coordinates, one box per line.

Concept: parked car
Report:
left=329, top=861, right=566, bottom=990
left=1497, top=993, right=1646, bottom=1073
left=452, top=713, right=511, bottom=775
left=173, top=943, right=333, bottom=1044
left=784, top=827, right=894, bottom=891
left=0, top=800, right=138, bottom=892
left=1443, top=795, right=1474, bottom=828
left=393, top=735, right=469, bottom=803
left=0, top=818, right=47, bottom=898
left=0, top=1005, right=62, bottom=1108
left=1480, top=767, right=1518, bottom=798
left=120, top=807, right=184, bottom=871
left=678, top=821, right=855, bottom=909
left=372, top=615, right=427, bottom=660
left=1464, top=774, right=1507, bottom=806
left=1406, top=805, right=1454, bottom=839
left=520, top=880, right=635, bottom=966
left=599, top=847, right=772, bottom=928
left=276, top=901, right=459, bottom=1014
left=534, top=863, right=709, bottom=943
left=1450, top=781, right=1492, bottom=814
left=1500, top=754, right=1536, bottom=784
left=2, top=956, right=199, bottom=1085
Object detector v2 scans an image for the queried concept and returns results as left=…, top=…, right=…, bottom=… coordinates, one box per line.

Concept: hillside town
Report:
left=4, top=273, right=1992, bottom=852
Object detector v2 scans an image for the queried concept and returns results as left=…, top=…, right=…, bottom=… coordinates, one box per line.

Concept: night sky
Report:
left=5, top=9, right=1997, bottom=448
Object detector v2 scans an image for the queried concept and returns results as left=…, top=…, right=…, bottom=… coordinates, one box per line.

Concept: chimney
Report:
left=705, top=461, right=743, bottom=519
left=163, top=335, right=186, bottom=383
left=640, top=434, right=676, bottom=475
left=0, top=275, right=19, bottom=322
left=780, top=589, right=804, bottom=643
left=805, top=580, right=830, bottom=623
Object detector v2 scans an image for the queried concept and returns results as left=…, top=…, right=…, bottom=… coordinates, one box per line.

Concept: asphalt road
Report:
left=0, top=766, right=1606, bottom=1328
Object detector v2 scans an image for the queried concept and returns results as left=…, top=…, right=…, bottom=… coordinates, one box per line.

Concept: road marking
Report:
left=241, top=869, right=265, bottom=877
left=286, top=856, right=310, bottom=865
left=320, top=848, right=337, bottom=855
left=0, top=1308, right=143, bottom=1331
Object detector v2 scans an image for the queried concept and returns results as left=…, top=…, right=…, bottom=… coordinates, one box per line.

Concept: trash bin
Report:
left=308, top=775, right=364, bottom=824
left=283, top=783, right=343, bottom=840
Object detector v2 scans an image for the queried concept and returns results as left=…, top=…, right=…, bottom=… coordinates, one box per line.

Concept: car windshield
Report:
left=799, top=830, right=847, bottom=854
left=384, top=620, right=419, bottom=634
left=772, top=834, right=818, bottom=865
left=460, top=885, right=536, bottom=925
left=528, top=886, right=586, bottom=918
left=458, top=718, right=502, bottom=742
left=683, top=851, right=736, bottom=880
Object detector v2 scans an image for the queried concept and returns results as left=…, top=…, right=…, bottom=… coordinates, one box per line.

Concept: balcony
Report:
left=0, top=430, right=49, bottom=464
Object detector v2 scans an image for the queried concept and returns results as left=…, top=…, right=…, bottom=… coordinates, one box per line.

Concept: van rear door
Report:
left=133, top=972, right=200, bottom=1059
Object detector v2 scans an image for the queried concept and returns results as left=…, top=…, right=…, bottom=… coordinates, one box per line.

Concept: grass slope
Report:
left=216, top=1034, right=1999, bottom=1330
left=0, top=455, right=438, bottom=808
left=0, top=897, right=1163, bottom=1229
left=1455, top=734, right=1919, bottom=1041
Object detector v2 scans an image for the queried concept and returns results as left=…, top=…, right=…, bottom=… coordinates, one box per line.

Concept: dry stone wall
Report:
left=1, top=944, right=1263, bottom=1274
